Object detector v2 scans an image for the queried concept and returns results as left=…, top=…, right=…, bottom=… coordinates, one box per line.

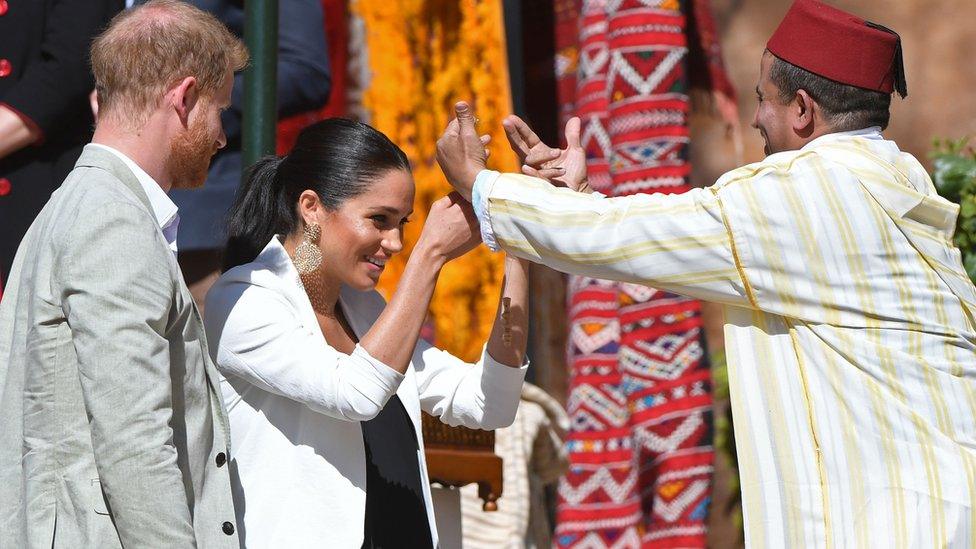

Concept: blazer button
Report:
left=0, top=59, right=11, bottom=78
left=215, top=452, right=227, bottom=467
left=222, top=521, right=235, bottom=535
left=0, top=178, right=10, bottom=197
left=0, top=1, right=8, bottom=16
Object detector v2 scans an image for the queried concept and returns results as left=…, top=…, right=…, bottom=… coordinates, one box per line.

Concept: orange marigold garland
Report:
left=354, top=0, right=519, bottom=361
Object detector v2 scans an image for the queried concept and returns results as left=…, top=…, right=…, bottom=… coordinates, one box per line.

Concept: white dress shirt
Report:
left=88, top=143, right=180, bottom=254
left=203, top=236, right=528, bottom=548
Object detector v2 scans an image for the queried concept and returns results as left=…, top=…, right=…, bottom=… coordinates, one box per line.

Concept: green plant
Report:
left=931, top=136, right=976, bottom=282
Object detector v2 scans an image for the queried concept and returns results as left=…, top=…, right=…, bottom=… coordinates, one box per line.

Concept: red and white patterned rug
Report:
left=553, top=0, right=734, bottom=546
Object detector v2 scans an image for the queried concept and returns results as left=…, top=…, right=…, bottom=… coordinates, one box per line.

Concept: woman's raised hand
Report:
left=416, top=192, right=482, bottom=262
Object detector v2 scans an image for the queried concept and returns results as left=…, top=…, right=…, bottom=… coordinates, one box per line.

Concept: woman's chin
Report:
left=351, top=273, right=380, bottom=291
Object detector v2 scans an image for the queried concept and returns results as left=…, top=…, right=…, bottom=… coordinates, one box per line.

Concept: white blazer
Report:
left=203, top=237, right=527, bottom=548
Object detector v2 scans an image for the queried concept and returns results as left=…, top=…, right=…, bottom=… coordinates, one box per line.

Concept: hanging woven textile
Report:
left=553, top=0, right=735, bottom=546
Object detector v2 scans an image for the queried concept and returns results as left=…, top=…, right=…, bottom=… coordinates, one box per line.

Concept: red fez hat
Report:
left=767, top=0, right=907, bottom=97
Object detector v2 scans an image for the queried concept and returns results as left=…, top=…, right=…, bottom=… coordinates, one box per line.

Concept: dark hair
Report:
left=222, top=118, right=410, bottom=272
left=768, top=54, right=893, bottom=131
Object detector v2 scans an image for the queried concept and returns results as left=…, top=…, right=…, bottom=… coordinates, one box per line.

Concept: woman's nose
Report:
left=383, top=228, right=404, bottom=254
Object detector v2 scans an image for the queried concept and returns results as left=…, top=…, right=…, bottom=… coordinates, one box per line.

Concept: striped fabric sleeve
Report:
left=484, top=172, right=756, bottom=307
left=472, top=169, right=502, bottom=251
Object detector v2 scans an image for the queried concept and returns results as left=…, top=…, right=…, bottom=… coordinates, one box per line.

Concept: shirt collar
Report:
left=251, top=235, right=362, bottom=327
left=89, top=143, right=180, bottom=253
left=802, top=126, right=885, bottom=151
left=256, top=236, right=302, bottom=286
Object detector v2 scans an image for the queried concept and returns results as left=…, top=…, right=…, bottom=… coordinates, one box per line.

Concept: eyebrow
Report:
left=371, top=206, right=412, bottom=216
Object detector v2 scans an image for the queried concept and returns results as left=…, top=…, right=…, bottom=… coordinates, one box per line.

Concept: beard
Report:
left=169, top=117, right=215, bottom=190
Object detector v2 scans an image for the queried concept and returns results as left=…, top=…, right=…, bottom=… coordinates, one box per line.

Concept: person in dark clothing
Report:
left=0, top=0, right=124, bottom=289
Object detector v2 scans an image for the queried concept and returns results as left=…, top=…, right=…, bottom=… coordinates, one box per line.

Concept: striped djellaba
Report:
left=479, top=131, right=976, bottom=548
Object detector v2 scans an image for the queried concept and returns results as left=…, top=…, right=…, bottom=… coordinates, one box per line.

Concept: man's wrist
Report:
left=456, top=168, right=482, bottom=201
left=570, top=176, right=593, bottom=194
left=504, top=254, right=530, bottom=271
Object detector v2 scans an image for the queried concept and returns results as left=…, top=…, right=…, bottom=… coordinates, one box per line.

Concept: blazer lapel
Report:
left=185, top=274, right=234, bottom=451
left=257, top=238, right=323, bottom=334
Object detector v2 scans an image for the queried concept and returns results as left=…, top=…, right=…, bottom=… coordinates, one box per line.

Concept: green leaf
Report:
left=930, top=137, right=976, bottom=283
left=956, top=233, right=970, bottom=250
left=961, top=199, right=976, bottom=220
left=965, top=253, right=976, bottom=284
left=933, top=155, right=976, bottom=201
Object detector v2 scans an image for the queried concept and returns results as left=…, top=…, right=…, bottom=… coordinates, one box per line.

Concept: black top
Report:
left=360, top=394, right=434, bottom=549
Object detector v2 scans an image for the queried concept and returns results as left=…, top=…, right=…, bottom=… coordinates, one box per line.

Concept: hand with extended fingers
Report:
left=435, top=101, right=492, bottom=202
left=502, top=115, right=590, bottom=193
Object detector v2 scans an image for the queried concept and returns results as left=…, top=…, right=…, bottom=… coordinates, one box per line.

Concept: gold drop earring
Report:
left=293, top=221, right=322, bottom=276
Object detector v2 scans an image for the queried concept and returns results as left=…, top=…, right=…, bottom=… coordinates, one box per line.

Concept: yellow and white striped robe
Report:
left=476, top=132, right=976, bottom=547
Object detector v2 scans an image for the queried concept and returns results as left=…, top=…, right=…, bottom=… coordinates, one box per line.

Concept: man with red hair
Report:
left=438, top=1, right=975, bottom=546
left=0, top=2, right=247, bottom=547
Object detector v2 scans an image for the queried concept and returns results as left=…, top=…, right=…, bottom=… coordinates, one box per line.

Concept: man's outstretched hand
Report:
left=436, top=101, right=490, bottom=201
left=503, top=115, right=589, bottom=192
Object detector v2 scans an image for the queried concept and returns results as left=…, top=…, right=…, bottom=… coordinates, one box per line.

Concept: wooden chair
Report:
left=422, top=413, right=502, bottom=511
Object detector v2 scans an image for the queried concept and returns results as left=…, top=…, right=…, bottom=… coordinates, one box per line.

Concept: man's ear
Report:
left=170, top=76, right=199, bottom=127
left=793, top=89, right=816, bottom=135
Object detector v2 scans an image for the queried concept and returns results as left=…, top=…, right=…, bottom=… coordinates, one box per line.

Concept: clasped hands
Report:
left=435, top=101, right=589, bottom=202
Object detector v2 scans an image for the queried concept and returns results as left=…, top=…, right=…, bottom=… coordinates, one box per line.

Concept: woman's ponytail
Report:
left=222, top=155, right=294, bottom=272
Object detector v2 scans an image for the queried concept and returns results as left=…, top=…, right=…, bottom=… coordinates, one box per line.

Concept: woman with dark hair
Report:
left=203, top=118, right=529, bottom=548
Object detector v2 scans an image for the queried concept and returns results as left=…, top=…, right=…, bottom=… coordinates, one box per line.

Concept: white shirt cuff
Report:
left=480, top=347, right=529, bottom=386
left=353, top=344, right=405, bottom=405
left=472, top=169, right=502, bottom=252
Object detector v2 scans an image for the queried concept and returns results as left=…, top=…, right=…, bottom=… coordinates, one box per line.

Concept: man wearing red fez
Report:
left=436, top=0, right=976, bottom=546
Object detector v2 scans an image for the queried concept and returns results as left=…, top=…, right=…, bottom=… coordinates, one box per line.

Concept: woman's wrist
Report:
left=504, top=254, right=530, bottom=272
left=410, top=240, right=449, bottom=271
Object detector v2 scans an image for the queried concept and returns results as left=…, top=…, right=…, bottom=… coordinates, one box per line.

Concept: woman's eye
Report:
left=370, top=215, right=386, bottom=224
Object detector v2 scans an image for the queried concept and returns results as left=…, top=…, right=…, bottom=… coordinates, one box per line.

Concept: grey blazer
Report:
left=0, top=146, right=239, bottom=548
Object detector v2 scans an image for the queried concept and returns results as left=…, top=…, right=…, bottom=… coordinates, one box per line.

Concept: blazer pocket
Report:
left=91, top=479, right=110, bottom=515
